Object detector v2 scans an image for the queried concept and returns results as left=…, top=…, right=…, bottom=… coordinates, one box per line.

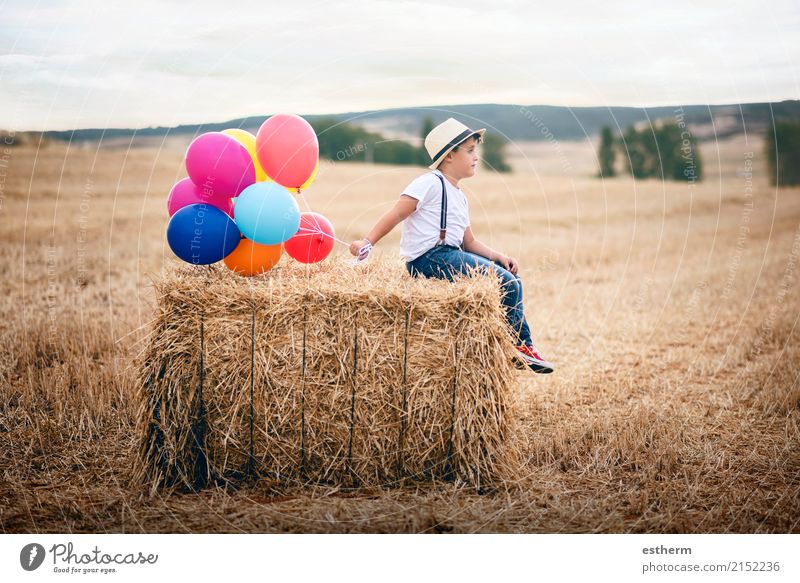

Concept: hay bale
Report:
left=133, top=257, right=522, bottom=494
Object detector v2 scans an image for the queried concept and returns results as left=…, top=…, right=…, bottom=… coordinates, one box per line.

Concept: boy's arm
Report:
left=462, top=227, right=519, bottom=274
left=348, top=195, right=418, bottom=255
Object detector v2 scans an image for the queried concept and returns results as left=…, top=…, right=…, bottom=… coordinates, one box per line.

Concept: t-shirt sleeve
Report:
left=402, top=174, right=437, bottom=202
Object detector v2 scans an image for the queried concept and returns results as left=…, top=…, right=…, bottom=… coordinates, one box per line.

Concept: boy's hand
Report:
left=349, top=239, right=373, bottom=261
left=497, top=254, right=519, bottom=275
left=349, top=240, right=367, bottom=256
left=507, top=256, right=519, bottom=274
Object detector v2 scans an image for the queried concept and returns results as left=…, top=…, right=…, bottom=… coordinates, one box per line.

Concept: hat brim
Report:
left=428, top=128, right=486, bottom=169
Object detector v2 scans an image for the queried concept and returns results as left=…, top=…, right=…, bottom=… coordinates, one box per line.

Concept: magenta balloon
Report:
left=256, top=114, right=319, bottom=189
left=167, top=177, right=234, bottom=217
left=185, top=132, right=256, bottom=198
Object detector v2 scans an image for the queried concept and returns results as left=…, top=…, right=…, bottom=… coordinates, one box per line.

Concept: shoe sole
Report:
left=527, top=362, right=554, bottom=374
left=513, top=355, right=555, bottom=374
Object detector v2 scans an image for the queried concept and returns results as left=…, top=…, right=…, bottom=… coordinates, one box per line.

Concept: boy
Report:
left=349, top=118, right=554, bottom=373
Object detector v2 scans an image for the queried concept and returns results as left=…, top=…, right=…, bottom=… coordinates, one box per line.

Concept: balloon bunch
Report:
left=166, top=114, right=337, bottom=276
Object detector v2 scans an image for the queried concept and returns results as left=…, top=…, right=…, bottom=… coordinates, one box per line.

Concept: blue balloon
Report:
left=167, top=203, right=241, bottom=265
left=234, top=182, right=301, bottom=245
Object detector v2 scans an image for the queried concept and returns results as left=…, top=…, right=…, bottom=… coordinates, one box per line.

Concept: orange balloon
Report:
left=224, top=237, right=283, bottom=276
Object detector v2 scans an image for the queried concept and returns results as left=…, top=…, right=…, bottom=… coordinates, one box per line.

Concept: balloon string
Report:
left=294, top=190, right=350, bottom=247
left=328, top=234, right=351, bottom=246
left=297, top=190, right=312, bottom=212
left=297, top=226, right=350, bottom=247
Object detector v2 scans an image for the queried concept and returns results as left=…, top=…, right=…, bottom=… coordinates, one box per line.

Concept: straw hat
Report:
left=424, top=118, right=486, bottom=169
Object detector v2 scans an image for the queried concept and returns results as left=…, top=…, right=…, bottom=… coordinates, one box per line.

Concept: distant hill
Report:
left=40, top=100, right=800, bottom=145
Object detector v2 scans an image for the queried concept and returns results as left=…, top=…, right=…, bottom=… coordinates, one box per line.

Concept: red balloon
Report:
left=284, top=212, right=335, bottom=263
left=256, top=114, right=319, bottom=189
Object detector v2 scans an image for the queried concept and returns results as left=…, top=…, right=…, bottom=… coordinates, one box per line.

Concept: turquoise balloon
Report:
left=234, top=182, right=301, bottom=245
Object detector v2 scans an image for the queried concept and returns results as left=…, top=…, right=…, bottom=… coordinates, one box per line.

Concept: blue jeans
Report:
left=406, top=245, right=533, bottom=346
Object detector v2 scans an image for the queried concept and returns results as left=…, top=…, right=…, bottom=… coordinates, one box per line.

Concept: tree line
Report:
left=766, top=122, right=800, bottom=187
left=596, top=122, right=702, bottom=182
left=310, top=117, right=510, bottom=172
left=598, top=119, right=800, bottom=186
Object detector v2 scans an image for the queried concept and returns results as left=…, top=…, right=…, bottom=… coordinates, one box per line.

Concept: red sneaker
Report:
left=514, top=344, right=554, bottom=374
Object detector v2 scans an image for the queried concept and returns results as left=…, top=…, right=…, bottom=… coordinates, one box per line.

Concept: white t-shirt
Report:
left=399, top=170, right=470, bottom=261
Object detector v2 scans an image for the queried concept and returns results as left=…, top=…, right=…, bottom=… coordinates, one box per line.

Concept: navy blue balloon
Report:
left=167, top=203, right=241, bottom=265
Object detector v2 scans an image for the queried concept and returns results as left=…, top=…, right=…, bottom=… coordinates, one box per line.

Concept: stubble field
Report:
left=1, top=133, right=798, bottom=533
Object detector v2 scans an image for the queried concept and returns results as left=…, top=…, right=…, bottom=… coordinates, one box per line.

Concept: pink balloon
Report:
left=167, top=177, right=234, bottom=217
left=284, top=212, right=335, bottom=264
left=256, top=114, right=319, bottom=189
left=185, top=132, right=256, bottom=198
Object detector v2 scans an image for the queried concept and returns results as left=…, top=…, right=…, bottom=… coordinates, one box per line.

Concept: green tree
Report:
left=597, top=126, right=616, bottom=177
left=656, top=123, right=702, bottom=182
left=310, top=117, right=370, bottom=161
left=621, top=122, right=702, bottom=182
left=310, top=118, right=423, bottom=167
left=623, top=125, right=651, bottom=178
left=481, top=133, right=511, bottom=173
left=766, top=122, right=800, bottom=186
left=373, top=139, right=421, bottom=165
left=419, top=117, right=435, bottom=165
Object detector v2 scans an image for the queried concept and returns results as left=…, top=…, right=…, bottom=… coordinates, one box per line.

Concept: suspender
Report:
left=435, top=172, right=447, bottom=246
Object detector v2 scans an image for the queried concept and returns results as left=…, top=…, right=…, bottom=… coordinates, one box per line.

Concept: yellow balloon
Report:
left=297, top=162, right=318, bottom=192
left=222, top=128, right=268, bottom=182
left=281, top=162, right=317, bottom=194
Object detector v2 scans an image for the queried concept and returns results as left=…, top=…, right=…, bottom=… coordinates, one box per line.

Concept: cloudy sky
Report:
left=1, top=0, right=798, bottom=130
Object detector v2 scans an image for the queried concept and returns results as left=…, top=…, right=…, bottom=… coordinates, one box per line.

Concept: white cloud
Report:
left=1, top=0, right=798, bottom=129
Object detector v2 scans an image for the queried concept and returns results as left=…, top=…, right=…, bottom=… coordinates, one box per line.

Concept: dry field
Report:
left=1, top=133, right=798, bottom=533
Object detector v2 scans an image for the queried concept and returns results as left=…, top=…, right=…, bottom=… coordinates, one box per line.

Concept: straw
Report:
left=132, top=257, right=522, bottom=494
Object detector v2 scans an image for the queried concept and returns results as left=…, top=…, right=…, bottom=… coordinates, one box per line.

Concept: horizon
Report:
left=5, top=98, right=799, bottom=134
left=2, top=1, right=798, bottom=131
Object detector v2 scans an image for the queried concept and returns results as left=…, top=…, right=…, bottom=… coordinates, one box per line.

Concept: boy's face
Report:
left=441, top=136, right=480, bottom=178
